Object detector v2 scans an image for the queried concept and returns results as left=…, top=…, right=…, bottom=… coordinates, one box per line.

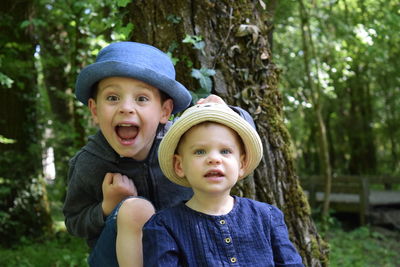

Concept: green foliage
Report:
left=30, top=0, right=134, bottom=203
left=327, top=227, right=399, bottom=266
left=0, top=192, right=88, bottom=266
left=116, top=0, right=131, bottom=7
left=0, top=135, right=15, bottom=144
left=190, top=67, right=216, bottom=102
left=182, top=34, right=206, bottom=51
left=274, top=0, right=400, bottom=176
left=0, top=231, right=88, bottom=266
left=312, top=212, right=400, bottom=266
left=181, top=34, right=216, bottom=103
left=166, top=14, right=182, bottom=24
left=0, top=169, right=51, bottom=245
left=0, top=72, right=13, bottom=88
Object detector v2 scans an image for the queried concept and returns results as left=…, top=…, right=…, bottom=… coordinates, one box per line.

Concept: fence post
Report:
left=359, top=178, right=370, bottom=225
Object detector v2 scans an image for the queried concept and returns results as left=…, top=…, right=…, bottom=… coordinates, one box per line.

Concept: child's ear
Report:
left=173, top=154, right=185, bottom=178
left=239, top=154, right=246, bottom=178
left=160, top=99, right=174, bottom=124
left=88, top=98, right=99, bottom=124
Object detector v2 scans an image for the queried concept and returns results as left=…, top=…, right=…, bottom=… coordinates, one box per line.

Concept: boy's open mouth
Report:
left=116, top=124, right=139, bottom=141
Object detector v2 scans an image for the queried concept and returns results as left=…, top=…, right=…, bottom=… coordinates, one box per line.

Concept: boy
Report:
left=63, top=42, right=252, bottom=267
left=143, top=103, right=304, bottom=266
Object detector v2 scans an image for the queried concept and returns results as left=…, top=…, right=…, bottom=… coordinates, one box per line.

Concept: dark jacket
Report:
left=63, top=106, right=253, bottom=248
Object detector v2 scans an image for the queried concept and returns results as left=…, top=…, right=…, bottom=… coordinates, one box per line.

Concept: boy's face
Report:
left=173, top=122, right=246, bottom=196
left=89, top=77, right=173, bottom=160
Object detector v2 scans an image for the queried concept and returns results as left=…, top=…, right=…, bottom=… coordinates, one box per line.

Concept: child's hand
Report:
left=101, top=173, right=137, bottom=216
left=197, top=94, right=226, bottom=105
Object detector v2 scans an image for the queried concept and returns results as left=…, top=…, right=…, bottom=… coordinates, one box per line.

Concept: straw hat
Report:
left=158, top=103, right=263, bottom=187
left=75, top=41, right=192, bottom=114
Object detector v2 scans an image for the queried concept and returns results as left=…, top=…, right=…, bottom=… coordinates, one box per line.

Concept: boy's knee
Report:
left=117, top=198, right=155, bottom=230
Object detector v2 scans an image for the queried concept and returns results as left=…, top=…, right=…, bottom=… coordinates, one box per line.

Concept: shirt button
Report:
left=225, top=237, right=231, bottom=243
left=219, top=219, right=226, bottom=224
left=230, top=257, right=237, bottom=263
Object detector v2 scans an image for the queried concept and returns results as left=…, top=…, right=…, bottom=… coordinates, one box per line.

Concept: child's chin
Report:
left=119, top=151, right=137, bottom=158
left=113, top=147, right=137, bottom=158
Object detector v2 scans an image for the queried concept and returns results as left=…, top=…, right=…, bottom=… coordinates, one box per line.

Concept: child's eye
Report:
left=194, top=149, right=206, bottom=155
left=106, top=95, right=119, bottom=102
left=221, top=149, right=232, bottom=154
left=136, top=96, right=149, bottom=102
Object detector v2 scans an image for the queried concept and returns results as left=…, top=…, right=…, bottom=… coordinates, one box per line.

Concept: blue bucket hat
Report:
left=75, top=41, right=192, bottom=114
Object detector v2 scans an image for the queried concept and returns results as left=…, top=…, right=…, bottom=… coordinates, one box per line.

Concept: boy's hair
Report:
left=75, top=41, right=191, bottom=114
left=158, top=103, right=263, bottom=187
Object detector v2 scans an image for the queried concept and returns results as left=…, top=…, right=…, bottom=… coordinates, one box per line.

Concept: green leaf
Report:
left=193, top=41, right=205, bottom=50
left=116, top=0, right=131, bottom=7
left=20, top=20, right=31, bottom=29
left=190, top=68, right=203, bottom=80
left=166, top=14, right=182, bottom=24
left=191, top=68, right=216, bottom=92
left=0, top=135, right=16, bottom=144
left=0, top=73, right=14, bottom=88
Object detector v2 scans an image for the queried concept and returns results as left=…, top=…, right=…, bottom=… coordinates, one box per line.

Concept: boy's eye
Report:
left=136, top=96, right=149, bottom=102
left=106, top=95, right=119, bottom=102
left=194, top=149, right=206, bottom=155
left=221, top=149, right=232, bottom=154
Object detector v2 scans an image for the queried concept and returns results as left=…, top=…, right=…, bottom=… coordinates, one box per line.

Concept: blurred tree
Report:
left=298, top=0, right=333, bottom=220
left=33, top=0, right=133, bottom=200
left=0, top=0, right=52, bottom=245
left=126, top=0, right=328, bottom=265
left=274, top=0, right=400, bottom=177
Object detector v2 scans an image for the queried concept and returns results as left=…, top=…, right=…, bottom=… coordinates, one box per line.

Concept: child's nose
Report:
left=119, top=99, right=136, bottom=114
left=207, top=151, right=222, bottom=165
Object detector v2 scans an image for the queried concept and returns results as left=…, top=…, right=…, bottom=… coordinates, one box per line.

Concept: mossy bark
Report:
left=127, top=0, right=328, bottom=265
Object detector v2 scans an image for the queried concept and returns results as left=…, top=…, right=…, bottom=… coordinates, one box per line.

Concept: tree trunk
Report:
left=298, top=0, right=333, bottom=219
left=35, top=3, right=88, bottom=198
left=347, top=64, right=376, bottom=175
left=0, top=0, right=52, bottom=245
left=127, top=0, right=328, bottom=265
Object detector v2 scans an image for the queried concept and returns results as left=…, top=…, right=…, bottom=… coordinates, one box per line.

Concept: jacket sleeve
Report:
left=143, top=215, right=182, bottom=267
left=269, top=206, right=305, bottom=267
left=62, top=153, right=105, bottom=245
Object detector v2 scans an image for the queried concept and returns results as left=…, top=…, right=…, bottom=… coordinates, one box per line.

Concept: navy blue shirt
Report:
left=143, top=196, right=304, bottom=267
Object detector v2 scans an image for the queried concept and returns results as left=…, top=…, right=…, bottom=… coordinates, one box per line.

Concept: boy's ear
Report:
left=173, top=154, right=185, bottom=178
left=159, top=99, right=174, bottom=124
left=239, top=154, right=246, bottom=178
left=88, top=98, right=99, bottom=124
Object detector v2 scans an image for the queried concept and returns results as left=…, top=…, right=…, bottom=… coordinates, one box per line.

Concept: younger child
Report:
left=143, top=103, right=304, bottom=266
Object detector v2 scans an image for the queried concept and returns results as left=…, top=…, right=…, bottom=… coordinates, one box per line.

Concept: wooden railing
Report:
left=300, top=175, right=400, bottom=225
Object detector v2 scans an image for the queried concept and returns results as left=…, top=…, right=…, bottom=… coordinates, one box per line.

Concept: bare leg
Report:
left=116, top=198, right=155, bottom=267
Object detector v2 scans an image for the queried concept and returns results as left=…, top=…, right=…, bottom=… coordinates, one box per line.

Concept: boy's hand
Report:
left=101, top=173, right=137, bottom=216
left=197, top=94, right=226, bottom=105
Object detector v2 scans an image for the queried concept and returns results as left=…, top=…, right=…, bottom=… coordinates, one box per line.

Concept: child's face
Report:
left=88, top=77, right=173, bottom=160
left=173, top=123, right=246, bottom=195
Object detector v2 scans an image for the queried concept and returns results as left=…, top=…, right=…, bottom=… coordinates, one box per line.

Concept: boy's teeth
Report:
left=119, top=123, right=132, bottom=127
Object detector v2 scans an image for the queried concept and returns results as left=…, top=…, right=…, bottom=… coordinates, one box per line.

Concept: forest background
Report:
left=1, top=0, right=399, bottom=266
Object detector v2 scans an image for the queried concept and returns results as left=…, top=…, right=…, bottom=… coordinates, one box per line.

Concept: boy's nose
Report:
left=207, top=152, right=221, bottom=165
left=119, top=100, right=136, bottom=114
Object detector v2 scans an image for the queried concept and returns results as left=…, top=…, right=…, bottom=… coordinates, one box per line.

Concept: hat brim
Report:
left=75, top=61, right=192, bottom=114
left=158, top=104, right=263, bottom=187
